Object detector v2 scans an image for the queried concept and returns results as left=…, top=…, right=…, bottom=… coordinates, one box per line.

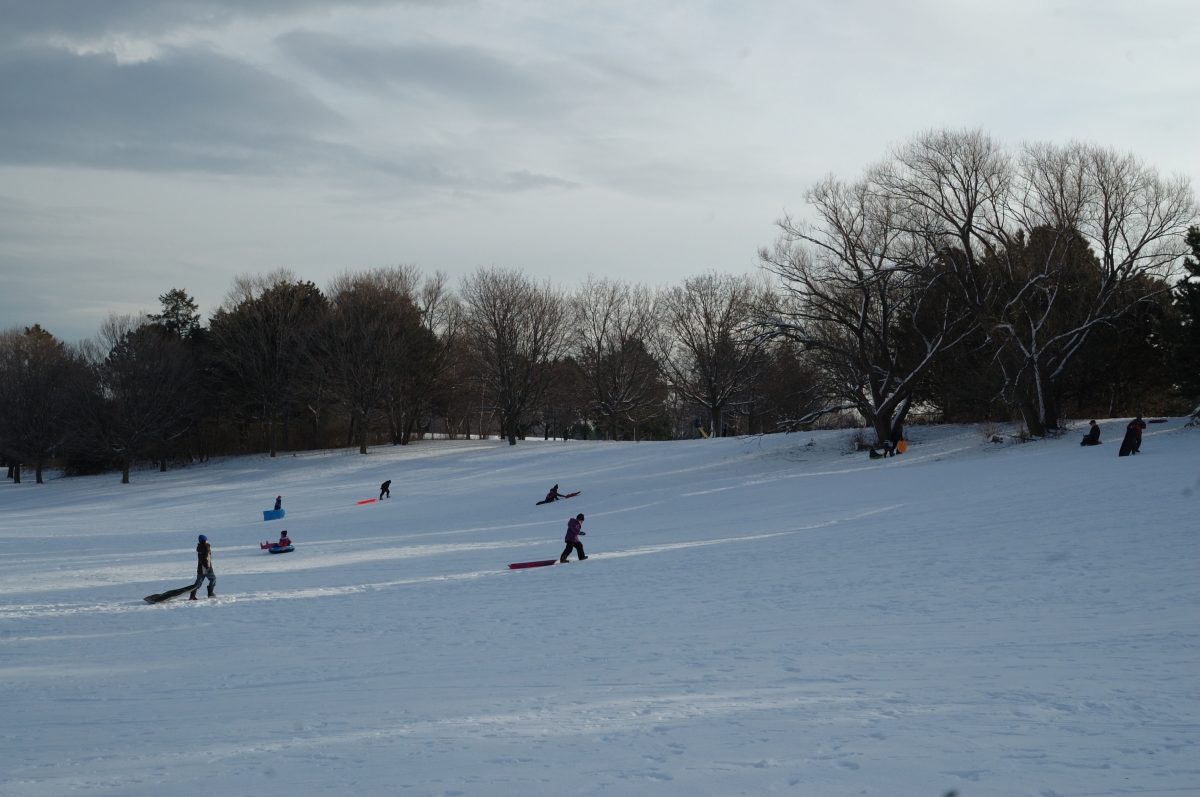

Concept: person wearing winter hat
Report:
left=560, top=513, right=587, bottom=563
left=190, top=534, right=216, bottom=600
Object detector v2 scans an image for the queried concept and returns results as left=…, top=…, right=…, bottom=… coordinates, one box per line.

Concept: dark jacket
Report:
left=1082, top=425, right=1100, bottom=444
left=1128, top=418, right=1146, bottom=436
left=196, top=541, right=213, bottom=573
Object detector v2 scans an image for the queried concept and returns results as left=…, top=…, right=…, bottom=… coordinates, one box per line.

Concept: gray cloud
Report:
left=276, top=30, right=571, bottom=120
left=0, top=1, right=414, bottom=41
left=0, top=45, right=350, bottom=173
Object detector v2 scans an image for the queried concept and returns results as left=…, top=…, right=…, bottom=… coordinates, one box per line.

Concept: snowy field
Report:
left=1, top=420, right=1197, bottom=797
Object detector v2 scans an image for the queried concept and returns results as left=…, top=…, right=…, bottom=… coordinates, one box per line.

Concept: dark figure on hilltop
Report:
left=274, top=495, right=282, bottom=511
left=1081, top=420, right=1101, bottom=446
left=1118, top=414, right=1146, bottom=457
left=538, top=484, right=562, bottom=505
left=380, top=480, right=391, bottom=500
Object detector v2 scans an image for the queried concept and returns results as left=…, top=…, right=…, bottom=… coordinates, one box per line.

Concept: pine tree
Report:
left=1170, top=227, right=1200, bottom=403
left=148, top=289, right=201, bottom=339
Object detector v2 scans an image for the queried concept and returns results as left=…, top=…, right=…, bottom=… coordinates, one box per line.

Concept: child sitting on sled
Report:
left=261, top=530, right=292, bottom=550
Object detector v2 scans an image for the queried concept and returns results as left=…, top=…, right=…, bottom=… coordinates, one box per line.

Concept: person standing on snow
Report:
left=560, top=513, right=587, bottom=563
left=274, top=495, right=282, bottom=511
left=190, top=534, right=216, bottom=599
left=1128, top=413, right=1147, bottom=453
left=380, top=480, right=391, bottom=500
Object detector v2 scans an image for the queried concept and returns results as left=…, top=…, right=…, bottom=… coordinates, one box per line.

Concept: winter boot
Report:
left=579, top=556, right=588, bottom=561
left=207, top=585, right=216, bottom=598
left=188, top=589, right=198, bottom=600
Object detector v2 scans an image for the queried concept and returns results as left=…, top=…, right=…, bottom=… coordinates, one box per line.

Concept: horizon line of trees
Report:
left=3, top=130, right=1199, bottom=484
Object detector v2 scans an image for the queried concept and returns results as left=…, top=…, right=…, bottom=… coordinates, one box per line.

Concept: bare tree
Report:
left=460, top=268, right=567, bottom=445
left=74, top=315, right=199, bottom=483
left=760, top=176, right=977, bottom=444
left=207, top=270, right=327, bottom=456
left=878, top=130, right=1197, bottom=433
left=570, top=277, right=665, bottom=440
left=0, top=325, right=80, bottom=483
left=659, top=273, right=767, bottom=438
left=382, top=268, right=457, bottom=445
left=322, top=269, right=436, bottom=454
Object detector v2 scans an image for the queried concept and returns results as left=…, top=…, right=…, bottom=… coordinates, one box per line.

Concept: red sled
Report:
left=508, top=559, right=558, bottom=569
left=357, top=499, right=376, bottom=505
left=534, top=491, right=581, bottom=506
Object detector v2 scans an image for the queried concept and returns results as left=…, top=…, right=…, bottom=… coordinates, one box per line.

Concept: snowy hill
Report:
left=2, top=420, right=1198, bottom=797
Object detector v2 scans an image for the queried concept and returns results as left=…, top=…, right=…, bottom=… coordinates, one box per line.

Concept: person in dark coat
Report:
left=539, top=484, right=561, bottom=504
left=1080, top=420, right=1101, bottom=446
left=190, top=535, right=216, bottom=599
left=380, top=480, right=391, bottom=500
left=1129, top=413, right=1146, bottom=453
left=274, top=495, right=282, bottom=511
left=560, top=513, right=587, bottom=563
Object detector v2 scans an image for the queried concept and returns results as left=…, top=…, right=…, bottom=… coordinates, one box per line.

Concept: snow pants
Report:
left=560, top=541, right=585, bottom=562
left=194, top=567, right=216, bottom=589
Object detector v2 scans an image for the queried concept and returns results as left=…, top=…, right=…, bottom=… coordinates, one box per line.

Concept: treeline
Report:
left=2, top=130, right=1198, bottom=484
left=0, top=267, right=823, bottom=483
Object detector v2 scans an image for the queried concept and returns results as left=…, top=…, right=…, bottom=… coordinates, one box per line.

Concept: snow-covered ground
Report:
left=1, top=420, right=1197, bottom=797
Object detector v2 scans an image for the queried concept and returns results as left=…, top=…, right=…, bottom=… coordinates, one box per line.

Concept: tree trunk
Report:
left=36, top=460, right=44, bottom=484
left=121, top=455, right=131, bottom=484
left=873, top=416, right=892, bottom=448
left=1040, top=376, right=1061, bottom=432
left=359, top=413, right=369, bottom=455
left=159, top=444, right=167, bottom=472
left=12, top=462, right=20, bottom=484
left=1021, top=400, right=1046, bottom=437
left=268, top=417, right=277, bottom=458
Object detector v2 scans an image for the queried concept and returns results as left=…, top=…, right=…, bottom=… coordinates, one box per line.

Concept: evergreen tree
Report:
left=1170, top=227, right=1200, bottom=403
left=148, top=288, right=201, bottom=339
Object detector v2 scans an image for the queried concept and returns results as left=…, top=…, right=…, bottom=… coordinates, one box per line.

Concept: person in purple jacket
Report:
left=560, top=513, right=587, bottom=563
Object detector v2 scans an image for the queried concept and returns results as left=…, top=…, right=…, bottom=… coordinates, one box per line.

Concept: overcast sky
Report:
left=2, top=0, right=1198, bottom=341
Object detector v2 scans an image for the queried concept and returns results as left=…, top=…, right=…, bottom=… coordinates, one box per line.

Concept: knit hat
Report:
left=198, top=534, right=207, bottom=542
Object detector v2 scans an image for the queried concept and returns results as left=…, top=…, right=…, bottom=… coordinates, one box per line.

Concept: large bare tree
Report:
left=570, top=277, right=665, bottom=440
left=322, top=269, right=437, bottom=454
left=760, top=176, right=976, bottom=444
left=878, top=131, right=1197, bottom=433
left=74, top=316, right=199, bottom=483
left=0, top=325, right=80, bottom=483
left=659, top=272, right=767, bottom=438
left=460, top=268, right=567, bottom=445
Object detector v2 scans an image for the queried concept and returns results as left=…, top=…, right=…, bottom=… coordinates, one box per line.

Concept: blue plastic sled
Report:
left=263, top=509, right=285, bottom=521
left=268, top=545, right=295, bottom=554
